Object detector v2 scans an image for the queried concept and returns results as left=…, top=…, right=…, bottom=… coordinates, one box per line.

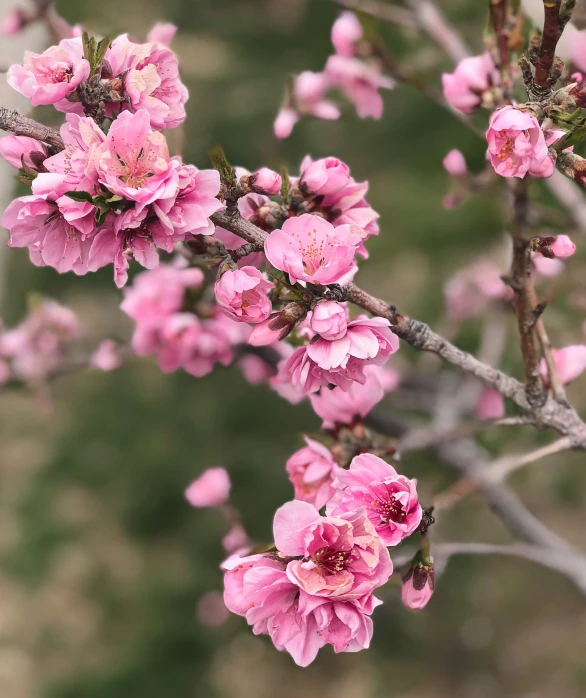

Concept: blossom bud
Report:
left=402, top=561, right=435, bottom=610
left=331, top=12, right=363, bottom=57
left=540, top=345, right=586, bottom=386
left=310, top=301, right=347, bottom=340
left=1, top=8, right=26, bottom=36
left=248, top=302, right=308, bottom=346
left=249, top=167, right=282, bottom=195
left=531, top=234, right=576, bottom=259
left=300, top=156, right=351, bottom=196
left=274, top=107, right=299, bottom=140
left=185, top=467, right=231, bottom=507
left=442, top=149, right=467, bottom=178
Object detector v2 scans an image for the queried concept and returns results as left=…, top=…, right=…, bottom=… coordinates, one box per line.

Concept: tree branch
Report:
left=0, top=107, right=64, bottom=149
left=331, top=0, right=417, bottom=28
left=533, top=0, right=566, bottom=89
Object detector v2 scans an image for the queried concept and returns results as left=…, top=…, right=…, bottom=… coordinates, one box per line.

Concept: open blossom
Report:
left=325, top=54, right=394, bottom=119
left=327, top=454, right=422, bottom=547
left=540, top=345, right=586, bottom=386
left=402, top=562, right=435, bottom=610
left=487, top=106, right=554, bottom=179
left=286, top=437, right=338, bottom=509
left=442, top=53, right=499, bottom=114
left=331, top=12, right=363, bottom=57
left=310, top=301, right=348, bottom=340
left=310, top=364, right=399, bottom=428
left=265, top=214, right=357, bottom=285
left=282, top=316, right=399, bottom=394
left=444, top=261, right=512, bottom=319
left=8, top=40, right=90, bottom=107
left=185, top=467, right=231, bottom=507
left=274, top=71, right=340, bottom=139
left=0, top=135, right=47, bottom=170
left=215, top=267, right=274, bottom=324
left=108, top=33, right=188, bottom=130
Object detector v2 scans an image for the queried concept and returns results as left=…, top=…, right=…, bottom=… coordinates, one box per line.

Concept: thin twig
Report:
left=330, top=0, right=417, bottom=28
left=404, top=0, right=471, bottom=64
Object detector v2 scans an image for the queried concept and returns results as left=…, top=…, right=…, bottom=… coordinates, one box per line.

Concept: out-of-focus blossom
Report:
left=486, top=106, right=554, bottom=179
left=197, top=591, right=230, bottom=628
left=442, top=149, right=467, bottom=178
left=331, top=11, right=363, bottom=57
left=309, top=364, right=399, bottom=428
left=442, top=53, right=499, bottom=114
left=327, top=453, right=422, bottom=547
left=286, top=436, right=338, bottom=509
left=222, top=524, right=250, bottom=554
left=265, top=213, right=357, bottom=285
left=146, top=22, right=178, bottom=46
left=325, top=54, right=395, bottom=119
left=90, top=339, right=123, bottom=371
left=185, top=467, right=231, bottom=507
left=1, top=8, right=25, bottom=35
left=474, top=387, right=505, bottom=420
left=402, top=561, right=434, bottom=610
left=532, top=253, right=565, bottom=278
left=540, top=345, right=586, bottom=386
left=215, top=267, right=273, bottom=324
left=274, top=71, right=340, bottom=139
left=444, top=261, right=512, bottom=319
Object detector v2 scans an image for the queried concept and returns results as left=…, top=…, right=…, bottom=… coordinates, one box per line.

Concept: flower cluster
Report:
left=274, top=11, right=394, bottom=138
left=1, top=31, right=222, bottom=287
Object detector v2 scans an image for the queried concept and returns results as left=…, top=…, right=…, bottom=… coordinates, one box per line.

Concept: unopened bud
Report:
left=442, top=149, right=467, bottom=178
left=530, top=234, right=576, bottom=259
left=1, top=8, right=26, bottom=36
left=249, top=167, right=282, bottom=196
left=248, top=302, right=308, bottom=346
left=401, top=560, right=435, bottom=610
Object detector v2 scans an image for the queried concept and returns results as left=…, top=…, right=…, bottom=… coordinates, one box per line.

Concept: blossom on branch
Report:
left=442, top=53, right=500, bottom=115
left=214, top=266, right=274, bottom=324
left=286, top=436, right=338, bottom=509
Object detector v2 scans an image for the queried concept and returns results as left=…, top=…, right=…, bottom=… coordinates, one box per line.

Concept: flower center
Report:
left=241, top=288, right=260, bottom=310
left=311, top=546, right=351, bottom=574
left=497, top=133, right=515, bottom=162
left=299, top=228, right=331, bottom=274
left=371, top=492, right=406, bottom=525
left=114, top=145, right=158, bottom=188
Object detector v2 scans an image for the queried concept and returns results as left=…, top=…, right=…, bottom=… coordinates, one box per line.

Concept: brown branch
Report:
left=331, top=0, right=417, bottom=28
left=0, top=108, right=64, bottom=149
left=510, top=178, right=546, bottom=407
left=533, top=0, right=565, bottom=88
left=404, top=0, right=471, bottom=64
left=490, top=0, right=509, bottom=70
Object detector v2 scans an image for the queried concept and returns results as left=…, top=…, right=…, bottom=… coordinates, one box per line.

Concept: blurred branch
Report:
left=404, top=0, right=471, bottom=63
left=331, top=0, right=417, bottom=28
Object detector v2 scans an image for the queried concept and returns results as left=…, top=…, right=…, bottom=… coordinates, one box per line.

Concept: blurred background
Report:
left=1, top=1, right=586, bottom=696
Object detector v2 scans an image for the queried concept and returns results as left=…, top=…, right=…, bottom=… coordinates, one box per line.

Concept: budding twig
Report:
left=0, top=107, right=64, bottom=149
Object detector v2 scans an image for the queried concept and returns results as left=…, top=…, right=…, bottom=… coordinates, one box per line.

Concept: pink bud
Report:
left=90, top=340, right=122, bottom=372
left=540, top=345, right=586, bottom=386
left=0, top=135, right=46, bottom=170
left=310, top=301, right=347, bottom=340
left=274, top=107, right=299, bottom=140
left=442, top=149, right=467, bottom=178
left=331, top=12, right=363, bottom=57
left=550, top=234, right=576, bottom=259
left=250, top=167, right=282, bottom=195
left=248, top=316, right=285, bottom=346
left=402, top=562, right=435, bottom=610
left=146, top=22, right=177, bottom=45
left=474, top=387, right=505, bottom=420
left=1, top=8, right=25, bottom=36
left=185, top=467, right=231, bottom=507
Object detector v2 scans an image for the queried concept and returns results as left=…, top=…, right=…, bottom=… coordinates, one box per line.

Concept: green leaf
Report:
left=95, top=37, right=111, bottom=72
left=82, top=31, right=94, bottom=65
left=64, top=190, right=94, bottom=203
left=208, top=145, right=236, bottom=186
left=105, top=194, right=123, bottom=203
left=280, top=165, right=289, bottom=199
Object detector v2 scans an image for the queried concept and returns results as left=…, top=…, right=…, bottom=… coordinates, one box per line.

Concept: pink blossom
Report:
left=286, top=436, right=338, bottom=509
left=549, top=235, right=576, bottom=259
left=274, top=72, right=340, bottom=139
left=93, top=109, right=178, bottom=212
left=0, top=135, right=47, bottom=170
left=108, top=34, right=188, bottom=130
left=310, top=301, right=348, bottom=340
left=474, top=387, right=505, bottom=420
left=274, top=500, right=393, bottom=598
left=90, top=340, right=122, bottom=371
left=327, top=453, right=422, bottom=547
left=264, top=214, right=357, bottom=285
left=185, top=467, right=231, bottom=507
left=443, top=149, right=467, bottom=178
left=309, top=364, right=398, bottom=428
left=215, top=267, right=273, bottom=324
left=442, top=53, right=499, bottom=114
left=299, top=155, right=351, bottom=195
left=249, top=168, right=282, bottom=195
left=444, top=261, right=511, bottom=319
left=1, top=8, right=25, bottom=35
left=7, top=41, right=90, bottom=107
left=486, top=106, right=554, bottom=179
left=282, top=316, right=399, bottom=393
left=331, top=12, right=363, bottom=57
left=402, top=562, right=434, bottom=610
left=197, top=590, right=230, bottom=628
left=146, top=22, right=178, bottom=46
left=325, top=54, right=394, bottom=119
left=540, top=345, right=586, bottom=386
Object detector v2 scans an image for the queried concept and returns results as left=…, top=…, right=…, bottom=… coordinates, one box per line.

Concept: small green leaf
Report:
left=105, top=194, right=123, bottom=203
left=208, top=145, right=236, bottom=186
left=64, top=190, right=94, bottom=203
left=94, top=36, right=111, bottom=72
left=280, top=165, right=289, bottom=199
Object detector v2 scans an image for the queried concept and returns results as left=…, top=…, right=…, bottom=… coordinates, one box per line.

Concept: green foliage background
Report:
left=1, top=1, right=586, bottom=697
